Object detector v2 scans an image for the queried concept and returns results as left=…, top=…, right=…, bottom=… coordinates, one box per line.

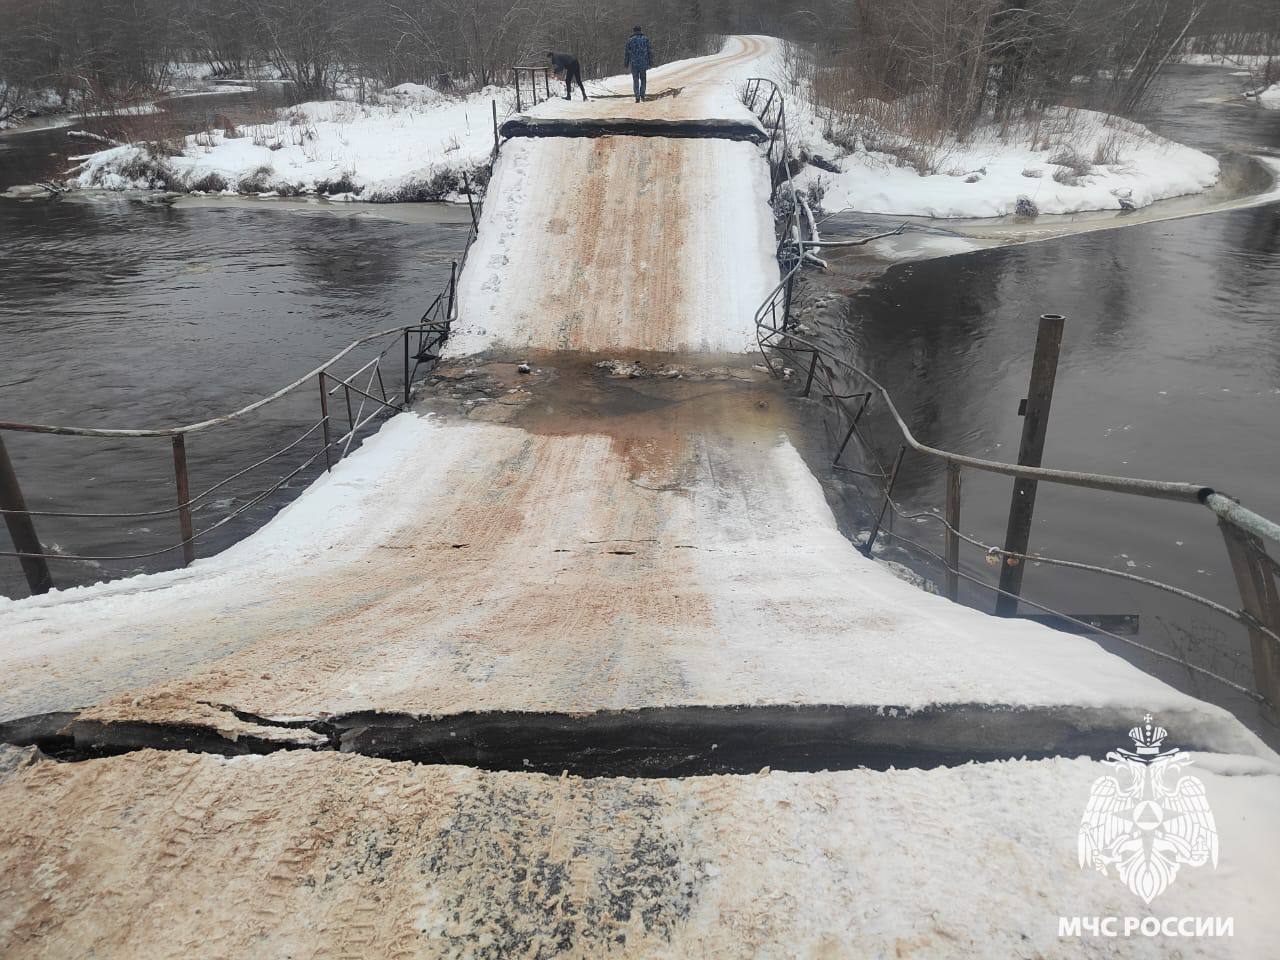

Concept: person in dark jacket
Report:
left=624, top=26, right=653, bottom=103
left=546, top=51, right=588, bottom=101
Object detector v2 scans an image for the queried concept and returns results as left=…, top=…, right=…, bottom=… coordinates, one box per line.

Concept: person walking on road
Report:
left=625, top=26, right=653, bottom=103
left=546, top=51, right=589, bottom=101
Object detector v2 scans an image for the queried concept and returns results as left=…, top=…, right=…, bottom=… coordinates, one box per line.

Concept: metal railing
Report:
left=512, top=65, right=555, bottom=112
left=1, top=189, right=486, bottom=597
left=741, top=77, right=1280, bottom=717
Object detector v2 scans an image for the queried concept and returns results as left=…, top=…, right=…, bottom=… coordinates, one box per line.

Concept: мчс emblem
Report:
left=1078, top=715, right=1218, bottom=904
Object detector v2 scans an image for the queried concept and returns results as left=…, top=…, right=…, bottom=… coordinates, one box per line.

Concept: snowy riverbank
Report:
left=786, top=103, right=1221, bottom=219
left=70, top=83, right=512, bottom=201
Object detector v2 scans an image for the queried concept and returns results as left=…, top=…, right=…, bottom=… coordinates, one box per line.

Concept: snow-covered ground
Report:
left=787, top=104, right=1221, bottom=219
left=1181, top=53, right=1277, bottom=70
left=70, top=82, right=514, bottom=199
left=1251, top=82, right=1280, bottom=108
left=725, top=44, right=1225, bottom=219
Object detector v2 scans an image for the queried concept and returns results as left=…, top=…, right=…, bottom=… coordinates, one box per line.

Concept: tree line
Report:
left=0, top=0, right=747, bottom=106
left=782, top=0, right=1279, bottom=146
left=2, top=0, right=1276, bottom=126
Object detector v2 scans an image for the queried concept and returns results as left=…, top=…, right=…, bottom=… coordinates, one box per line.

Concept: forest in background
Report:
left=1, top=0, right=1278, bottom=131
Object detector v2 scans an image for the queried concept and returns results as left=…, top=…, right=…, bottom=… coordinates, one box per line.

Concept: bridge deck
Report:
left=2, top=36, right=1278, bottom=959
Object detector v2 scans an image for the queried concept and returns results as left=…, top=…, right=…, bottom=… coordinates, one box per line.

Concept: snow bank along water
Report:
left=70, top=82, right=513, bottom=200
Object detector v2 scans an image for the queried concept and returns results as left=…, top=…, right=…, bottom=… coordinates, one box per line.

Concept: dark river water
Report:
left=817, top=66, right=1280, bottom=732
left=0, top=90, right=471, bottom=597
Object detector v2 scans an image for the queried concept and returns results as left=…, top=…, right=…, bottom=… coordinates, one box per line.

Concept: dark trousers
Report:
left=631, top=68, right=647, bottom=102
left=563, top=63, right=587, bottom=100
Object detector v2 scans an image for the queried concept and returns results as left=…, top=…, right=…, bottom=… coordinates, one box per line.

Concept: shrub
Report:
left=116, top=149, right=178, bottom=190
left=237, top=164, right=276, bottom=193
left=314, top=172, right=360, bottom=195
left=189, top=172, right=228, bottom=192
left=1049, top=148, right=1092, bottom=178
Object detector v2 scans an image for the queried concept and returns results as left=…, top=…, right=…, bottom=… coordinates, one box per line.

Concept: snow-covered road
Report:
left=2, top=37, right=1277, bottom=958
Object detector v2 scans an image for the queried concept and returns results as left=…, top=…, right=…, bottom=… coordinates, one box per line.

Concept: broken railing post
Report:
left=802, top=350, right=819, bottom=397
left=995, top=314, right=1065, bottom=616
left=1218, top=516, right=1280, bottom=719
left=832, top=393, right=871, bottom=466
left=863, top=445, right=906, bottom=558
left=171, top=434, right=196, bottom=567
left=318, top=372, right=334, bottom=472
left=945, top=461, right=962, bottom=602
left=0, top=432, right=54, bottom=595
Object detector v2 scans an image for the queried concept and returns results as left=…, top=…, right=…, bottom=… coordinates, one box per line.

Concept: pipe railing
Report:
left=741, top=76, right=1280, bottom=717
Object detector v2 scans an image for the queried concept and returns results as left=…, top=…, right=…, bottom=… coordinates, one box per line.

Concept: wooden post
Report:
left=945, top=461, right=962, bottom=602
left=995, top=314, right=1065, bottom=616
left=318, top=373, right=334, bottom=472
left=1219, top=518, right=1280, bottom=718
left=491, top=99, right=499, bottom=157
left=0, top=432, right=54, bottom=595
left=514, top=69, right=522, bottom=112
left=544, top=67, right=550, bottom=100
left=171, top=434, right=196, bottom=567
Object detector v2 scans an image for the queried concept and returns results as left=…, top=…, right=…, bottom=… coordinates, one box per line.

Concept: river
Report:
left=1, top=89, right=472, bottom=597
left=807, top=65, right=1280, bottom=733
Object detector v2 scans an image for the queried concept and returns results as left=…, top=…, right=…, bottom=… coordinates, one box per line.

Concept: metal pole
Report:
left=802, top=350, right=819, bottom=398
left=318, top=372, right=334, bottom=472
left=1218, top=518, right=1280, bottom=718
left=945, top=462, right=962, bottom=602
left=863, top=445, right=906, bottom=557
left=782, top=271, right=795, bottom=328
left=996, top=314, right=1065, bottom=616
left=403, top=330, right=411, bottom=406
left=833, top=393, right=871, bottom=466
left=492, top=99, right=499, bottom=157
left=446, top=260, right=457, bottom=321
left=462, top=171, right=478, bottom=234
left=0, top=432, right=54, bottom=595
left=171, top=435, right=196, bottom=567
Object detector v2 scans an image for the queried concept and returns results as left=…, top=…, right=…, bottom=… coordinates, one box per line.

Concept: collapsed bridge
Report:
left=1, top=36, right=1278, bottom=959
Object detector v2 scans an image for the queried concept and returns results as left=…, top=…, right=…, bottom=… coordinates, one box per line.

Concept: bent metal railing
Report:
left=0, top=204, right=483, bottom=596
left=741, top=77, right=1280, bottom=718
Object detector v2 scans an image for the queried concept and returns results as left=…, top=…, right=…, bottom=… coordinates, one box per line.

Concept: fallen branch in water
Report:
left=802, top=224, right=909, bottom=248
left=67, top=129, right=120, bottom=147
